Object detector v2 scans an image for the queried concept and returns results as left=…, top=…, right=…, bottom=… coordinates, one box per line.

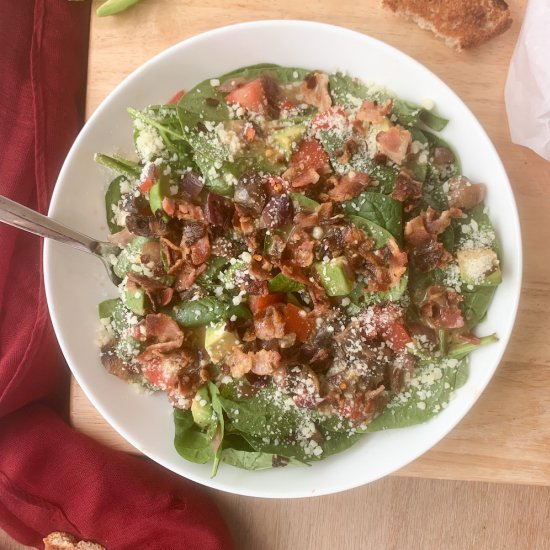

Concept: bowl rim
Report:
left=44, top=19, right=523, bottom=498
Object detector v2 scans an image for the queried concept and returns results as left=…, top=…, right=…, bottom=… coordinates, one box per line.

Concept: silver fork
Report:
left=0, top=194, right=120, bottom=285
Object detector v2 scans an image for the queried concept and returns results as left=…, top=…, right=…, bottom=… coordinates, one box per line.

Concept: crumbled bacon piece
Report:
left=391, top=169, right=423, bottom=211
left=447, top=176, right=485, bottom=210
left=140, top=313, right=184, bottom=354
left=285, top=229, right=315, bottom=267
left=376, top=126, right=411, bottom=165
left=254, top=304, right=286, bottom=340
left=189, top=234, right=211, bottom=265
left=356, top=98, right=393, bottom=124
left=225, top=347, right=281, bottom=378
left=300, top=72, right=332, bottom=113
left=328, top=172, right=370, bottom=202
left=420, top=285, right=465, bottom=329
left=404, top=207, right=462, bottom=272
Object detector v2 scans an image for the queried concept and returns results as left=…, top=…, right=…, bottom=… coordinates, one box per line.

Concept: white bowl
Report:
left=44, top=20, right=522, bottom=498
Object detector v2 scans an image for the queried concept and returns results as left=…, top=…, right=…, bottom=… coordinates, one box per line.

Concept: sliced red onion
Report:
left=180, top=170, right=204, bottom=199
left=204, top=192, right=234, bottom=228
left=234, top=173, right=267, bottom=215
left=261, top=194, right=292, bottom=229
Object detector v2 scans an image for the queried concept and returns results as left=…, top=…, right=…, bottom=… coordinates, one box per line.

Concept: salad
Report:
left=96, top=64, right=501, bottom=475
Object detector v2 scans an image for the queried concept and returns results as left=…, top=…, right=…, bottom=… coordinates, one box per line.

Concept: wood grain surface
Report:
left=3, top=476, right=549, bottom=550
left=76, top=0, right=550, bottom=488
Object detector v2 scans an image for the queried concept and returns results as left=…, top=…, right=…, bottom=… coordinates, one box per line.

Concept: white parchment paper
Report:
left=505, top=0, right=550, bottom=160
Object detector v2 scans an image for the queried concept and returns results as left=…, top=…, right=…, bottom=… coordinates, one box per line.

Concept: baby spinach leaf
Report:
left=328, top=72, right=370, bottom=108
left=348, top=215, right=394, bottom=249
left=221, top=449, right=306, bottom=470
left=95, top=153, right=141, bottom=179
left=268, top=273, right=305, bottom=293
left=173, top=409, right=216, bottom=464
left=460, top=286, right=497, bottom=329
left=448, top=334, right=498, bottom=360
left=342, top=192, right=403, bottom=241
left=104, top=175, right=125, bottom=233
left=196, top=257, right=230, bottom=290
left=365, top=357, right=469, bottom=431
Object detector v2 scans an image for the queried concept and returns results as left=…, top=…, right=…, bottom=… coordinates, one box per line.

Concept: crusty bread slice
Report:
left=43, top=532, right=106, bottom=550
left=381, top=0, right=512, bottom=50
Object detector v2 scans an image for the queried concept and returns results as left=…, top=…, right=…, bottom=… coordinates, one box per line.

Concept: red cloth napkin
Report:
left=0, top=2, right=233, bottom=548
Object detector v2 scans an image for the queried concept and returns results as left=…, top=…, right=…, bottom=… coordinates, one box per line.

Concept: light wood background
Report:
left=59, top=0, right=550, bottom=548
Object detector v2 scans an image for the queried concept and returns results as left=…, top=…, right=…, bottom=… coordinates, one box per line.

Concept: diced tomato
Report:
left=249, top=293, right=282, bottom=315
left=225, top=79, right=267, bottom=114
left=290, top=138, right=330, bottom=173
left=162, top=197, right=176, bottom=216
left=140, top=358, right=179, bottom=391
left=167, top=89, right=185, bottom=104
left=244, top=126, right=256, bottom=142
left=278, top=98, right=295, bottom=111
left=284, top=303, right=314, bottom=343
left=311, top=106, right=347, bottom=130
left=381, top=320, right=412, bottom=352
left=139, top=176, right=155, bottom=193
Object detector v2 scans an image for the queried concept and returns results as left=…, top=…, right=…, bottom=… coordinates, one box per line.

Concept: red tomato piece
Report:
left=290, top=138, right=329, bottom=173
left=225, top=79, right=267, bottom=114
left=139, top=176, right=155, bottom=193
left=311, top=106, right=347, bottom=130
left=284, top=304, right=314, bottom=343
left=381, top=320, right=412, bottom=352
left=167, top=89, right=185, bottom=104
left=249, top=293, right=283, bottom=315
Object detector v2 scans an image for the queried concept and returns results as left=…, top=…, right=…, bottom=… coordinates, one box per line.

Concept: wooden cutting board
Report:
left=73, top=0, right=550, bottom=487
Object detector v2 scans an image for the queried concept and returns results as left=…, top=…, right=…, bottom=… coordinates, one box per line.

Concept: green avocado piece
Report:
left=124, top=286, right=148, bottom=316
left=98, top=298, right=119, bottom=319
left=205, top=321, right=238, bottom=363
left=191, top=386, right=213, bottom=429
left=314, top=257, right=355, bottom=296
left=272, top=124, right=307, bottom=159
left=457, top=249, right=502, bottom=286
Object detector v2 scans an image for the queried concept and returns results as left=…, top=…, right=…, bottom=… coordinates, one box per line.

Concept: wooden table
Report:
left=70, top=0, right=550, bottom=547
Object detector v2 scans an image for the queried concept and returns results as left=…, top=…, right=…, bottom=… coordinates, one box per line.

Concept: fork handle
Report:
left=0, top=194, right=100, bottom=255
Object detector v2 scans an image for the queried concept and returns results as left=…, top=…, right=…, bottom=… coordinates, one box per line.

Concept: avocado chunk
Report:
left=149, top=171, right=171, bottom=215
left=457, top=248, right=501, bottom=286
left=272, top=124, right=307, bottom=159
left=124, top=285, right=148, bottom=316
left=191, top=386, right=213, bottom=429
left=314, top=257, right=355, bottom=296
left=205, top=321, right=238, bottom=363
left=98, top=298, right=119, bottom=319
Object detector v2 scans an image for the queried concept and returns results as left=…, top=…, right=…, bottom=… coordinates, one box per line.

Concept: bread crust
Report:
left=381, top=0, right=512, bottom=50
